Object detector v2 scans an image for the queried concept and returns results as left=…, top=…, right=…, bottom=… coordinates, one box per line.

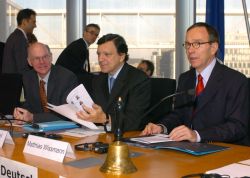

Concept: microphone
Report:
left=141, top=88, right=195, bottom=122
left=0, top=113, right=40, bottom=135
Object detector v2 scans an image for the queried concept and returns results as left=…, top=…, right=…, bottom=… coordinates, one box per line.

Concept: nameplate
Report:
left=0, top=156, right=37, bottom=178
left=23, top=135, right=75, bottom=162
left=0, top=130, right=14, bottom=148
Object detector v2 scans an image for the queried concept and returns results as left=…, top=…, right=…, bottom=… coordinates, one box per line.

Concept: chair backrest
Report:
left=0, top=73, right=22, bottom=115
left=0, top=42, right=5, bottom=74
left=248, top=78, right=250, bottom=139
left=141, top=78, right=176, bottom=128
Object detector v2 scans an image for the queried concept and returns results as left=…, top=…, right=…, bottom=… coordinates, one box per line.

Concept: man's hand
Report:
left=13, top=107, right=33, bottom=124
left=140, top=123, right=163, bottom=136
left=169, top=125, right=197, bottom=142
left=76, top=104, right=107, bottom=124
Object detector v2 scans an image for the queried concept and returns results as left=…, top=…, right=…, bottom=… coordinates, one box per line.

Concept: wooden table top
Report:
left=0, top=129, right=250, bottom=178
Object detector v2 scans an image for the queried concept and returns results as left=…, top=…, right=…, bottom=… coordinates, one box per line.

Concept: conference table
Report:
left=0, top=127, right=250, bottom=178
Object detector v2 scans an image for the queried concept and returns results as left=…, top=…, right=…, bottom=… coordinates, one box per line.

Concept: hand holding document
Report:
left=47, top=84, right=98, bottom=130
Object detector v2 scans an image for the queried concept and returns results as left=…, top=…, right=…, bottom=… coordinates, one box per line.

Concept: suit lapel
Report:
left=106, top=64, right=128, bottom=111
left=195, top=62, right=222, bottom=113
left=46, top=66, right=55, bottom=101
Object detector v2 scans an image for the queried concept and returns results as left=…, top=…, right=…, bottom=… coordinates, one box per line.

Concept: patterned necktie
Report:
left=39, top=80, right=49, bottom=112
left=196, top=74, right=204, bottom=96
left=109, top=77, right=115, bottom=93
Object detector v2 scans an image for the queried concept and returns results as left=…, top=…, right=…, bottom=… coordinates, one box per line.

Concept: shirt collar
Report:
left=196, top=58, right=216, bottom=87
left=109, top=63, right=124, bottom=79
left=83, top=38, right=89, bottom=48
left=17, top=27, right=28, bottom=40
left=38, top=70, right=51, bottom=84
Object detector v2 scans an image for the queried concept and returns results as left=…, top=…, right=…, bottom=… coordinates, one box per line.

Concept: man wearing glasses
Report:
left=13, top=42, right=78, bottom=124
left=141, top=22, right=250, bottom=146
left=55, top=23, right=100, bottom=93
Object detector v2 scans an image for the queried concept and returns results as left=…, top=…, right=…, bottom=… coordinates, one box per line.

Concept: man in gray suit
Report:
left=13, top=42, right=78, bottom=123
left=2, top=8, right=36, bottom=74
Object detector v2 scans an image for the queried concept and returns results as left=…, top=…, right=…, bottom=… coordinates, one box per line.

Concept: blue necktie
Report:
left=109, top=77, right=115, bottom=93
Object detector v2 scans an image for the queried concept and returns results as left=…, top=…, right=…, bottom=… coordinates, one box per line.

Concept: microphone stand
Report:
left=140, top=89, right=195, bottom=122
left=0, top=113, right=40, bottom=136
left=114, top=97, right=123, bottom=141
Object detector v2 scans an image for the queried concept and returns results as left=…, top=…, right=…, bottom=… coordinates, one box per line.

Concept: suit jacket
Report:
left=55, top=38, right=90, bottom=74
left=92, top=63, right=151, bottom=131
left=159, top=61, right=250, bottom=145
left=22, top=65, right=79, bottom=123
left=2, top=28, right=30, bottom=74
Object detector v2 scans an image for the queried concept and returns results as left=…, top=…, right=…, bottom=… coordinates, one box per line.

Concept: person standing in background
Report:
left=55, top=23, right=100, bottom=93
left=2, top=8, right=36, bottom=74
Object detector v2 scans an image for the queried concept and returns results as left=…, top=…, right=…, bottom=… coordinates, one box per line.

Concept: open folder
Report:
left=47, top=84, right=98, bottom=130
left=124, top=135, right=229, bottom=156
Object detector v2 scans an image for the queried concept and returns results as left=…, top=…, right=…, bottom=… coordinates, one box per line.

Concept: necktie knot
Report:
left=196, top=74, right=204, bottom=96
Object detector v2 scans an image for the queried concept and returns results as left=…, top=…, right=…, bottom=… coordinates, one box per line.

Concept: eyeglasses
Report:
left=32, top=54, right=51, bottom=62
left=86, top=30, right=99, bottom=37
left=182, top=41, right=213, bottom=49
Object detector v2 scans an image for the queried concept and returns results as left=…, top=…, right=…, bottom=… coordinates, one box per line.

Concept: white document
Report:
left=47, top=84, right=98, bottom=130
left=66, top=84, right=94, bottom=110
left=23, top=135, right=75, bottom=163
left=206, top=163, right=250, bottom=177
left=130, top=134, right=172, bottom=144
left=59, top=126, right=105, bottom=138
left=0, top=130, right=14, bottom=148
left=0, top=156, right=38, bottom=178
left=238, top=159, right=250, bottom=166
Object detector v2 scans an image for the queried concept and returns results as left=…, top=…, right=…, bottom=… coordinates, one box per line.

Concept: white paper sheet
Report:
left=47, top=84, right=98, bottom=130
left=206, top=163, right=250, bottom=177
left=59, top=127, right=105, bottom=138
left=130, top=134, right=172, bottom=144
left=47, top=103, right=98, bottom=130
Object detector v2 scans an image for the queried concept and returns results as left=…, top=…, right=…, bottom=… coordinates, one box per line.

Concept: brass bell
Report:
left=100, top=141, right=137, bottom=175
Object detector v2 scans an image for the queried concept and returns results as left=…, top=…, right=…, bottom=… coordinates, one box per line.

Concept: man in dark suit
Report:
left=142, top=22, right=250, bottom=145
left=13, top=42, right=78, bottom=123
left=2, top=8, right=36, bottom=74
left=55, top=24, right=100, bottom=92
left=76, top=34, right=151, bottom=132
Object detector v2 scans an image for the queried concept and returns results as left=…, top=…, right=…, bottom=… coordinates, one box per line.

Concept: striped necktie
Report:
left=39, top=80, right=49, bottom=112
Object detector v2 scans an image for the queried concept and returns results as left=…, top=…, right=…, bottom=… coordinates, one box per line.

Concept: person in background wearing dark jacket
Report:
left=2, top=8, right=36, bottom=74
left=55, top=23, right=100, bottom=93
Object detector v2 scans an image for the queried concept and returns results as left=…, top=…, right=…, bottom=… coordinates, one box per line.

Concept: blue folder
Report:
left=124, top=137, right=229, bottom=156
left=23, top=120, right=79, bottom=132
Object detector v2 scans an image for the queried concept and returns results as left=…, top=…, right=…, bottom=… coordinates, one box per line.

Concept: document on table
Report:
left=59, top=126, right=105, bottom=138
left=206, top=163, right=250, bottom=177
left=130, top=134, right=172, bottom=144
